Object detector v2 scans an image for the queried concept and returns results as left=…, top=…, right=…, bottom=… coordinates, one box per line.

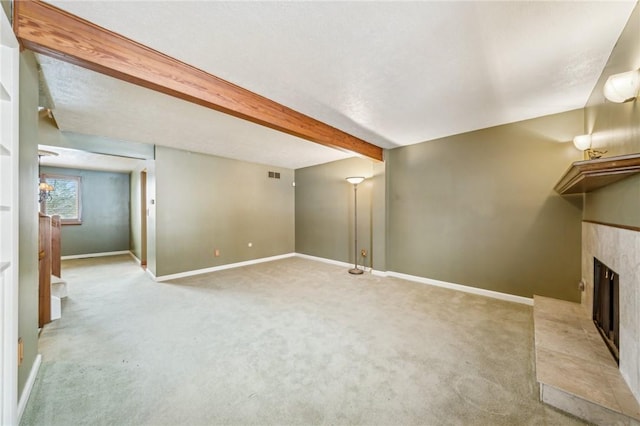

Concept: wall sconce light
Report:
left=345, top=176, right=365, bottom=275
left=603, top=69, right=640, bottom=103
left=573, top=134, right=606, bottom=160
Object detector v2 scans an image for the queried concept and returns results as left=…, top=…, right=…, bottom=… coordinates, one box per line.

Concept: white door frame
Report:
left=1, top=7, right=20, bottom=425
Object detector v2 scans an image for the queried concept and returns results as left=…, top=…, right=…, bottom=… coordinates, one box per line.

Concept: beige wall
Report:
left=583, top=3, right=640, bottom=228
left=18, top=51, right=39, bottom=398
left=153, top=147, right=294, bottom=277
left=386, top=109, right=584, bottom=301
left=295, top=157, right=385, bottom=270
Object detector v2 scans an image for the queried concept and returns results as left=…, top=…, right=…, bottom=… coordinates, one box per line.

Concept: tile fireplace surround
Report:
left=534, top=222, right=640, bottom=424
left=582, top=222, right=640, bottom=404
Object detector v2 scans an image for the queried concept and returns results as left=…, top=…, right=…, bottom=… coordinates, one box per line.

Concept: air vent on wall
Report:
left=267, top=171, right=280, bottom=179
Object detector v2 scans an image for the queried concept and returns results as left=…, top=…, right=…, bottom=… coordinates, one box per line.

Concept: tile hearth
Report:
left=534, top=296, right=640, bottom=425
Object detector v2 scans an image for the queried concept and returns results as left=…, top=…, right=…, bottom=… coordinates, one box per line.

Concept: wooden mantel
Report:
left=554, top=153, right=640, bottom=195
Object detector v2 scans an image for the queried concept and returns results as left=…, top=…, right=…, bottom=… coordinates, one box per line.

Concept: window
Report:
left=40, top=174, right=82, bottom=224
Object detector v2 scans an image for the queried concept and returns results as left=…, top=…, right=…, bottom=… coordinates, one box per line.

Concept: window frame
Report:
left=40, top=173, right=83, bottom=225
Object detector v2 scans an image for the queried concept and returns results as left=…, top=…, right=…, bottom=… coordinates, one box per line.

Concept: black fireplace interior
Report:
left=593, top=258, right=619, bottom=363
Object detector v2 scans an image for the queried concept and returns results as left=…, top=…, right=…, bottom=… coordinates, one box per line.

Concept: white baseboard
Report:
left=386, top=271, right=533, bottom=306
left=293, top=253, right=386, bottom=276
left=294, top=253, right=352, bottom=269
left=61, top=250, right=130, bottom=260
left=128, top=251, right=141, bottom=265
left=17, top=354, right=42, bottom=423
left=154, top=253, right=296, bottom=282
left=148, top=252, right=530, bottom=305
left=293, top=254, right=529, bottom=304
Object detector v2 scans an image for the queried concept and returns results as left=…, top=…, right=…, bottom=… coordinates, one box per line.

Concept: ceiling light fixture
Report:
left=603, top=69, right=640, bottom=103
left=573, top=134, right=606, bottom=160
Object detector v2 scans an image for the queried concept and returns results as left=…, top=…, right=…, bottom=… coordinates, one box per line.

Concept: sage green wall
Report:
left=295, top=157, right=385, bottom=270
left=584, top=176, right=639, bottom=227
left=129, top=163, right=153, bottom=263
left=153, top=146, right=294, bottom=277
left=371, top=161, right=386, bottom=270
left=387, top=109, right=584, bottom=301
left=146, top=161, right=157, bottom=274
left=40, top=167, right=130, bottom=256
left=583, top=3, right=640, bottom=228
left=18, top=51, right=39, bottom=399
left=129, top=168, right=142, bottom=260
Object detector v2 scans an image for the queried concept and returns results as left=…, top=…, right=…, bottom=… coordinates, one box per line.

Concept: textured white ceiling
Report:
left=39, top=144, right=147, bottom=173
left=37, top=55, right=354, bottom=169
left=39, top=0, right=636, bottom=168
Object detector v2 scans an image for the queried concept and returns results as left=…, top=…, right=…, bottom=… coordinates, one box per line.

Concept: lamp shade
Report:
left=39, top=182, right=54, bottom=192
left=573, top=134, right=592, bottom=151
left=346, top=176, right=365, bottom=185
left=603, top=69, right=640, bottom=103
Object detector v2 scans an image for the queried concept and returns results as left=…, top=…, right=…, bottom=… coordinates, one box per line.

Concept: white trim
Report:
left=292, top=254, right=529, bottom=304
left=148, top=253, right=530, bottom=305
left=293, top=253, right=386, bottom=276
left=386, top=271, right=533, bottom=306
left=61, top=250, right=130, bottom=260
left=1, top=10, right=20, bottom=424
left=153, top=253, right=296, bottom=282
left=128, top=251, right=141, bottom=265
left=17, top=354, right=42, bottom=423
left=294, top=253, right=353, bottom=269
left=145, top=268, right=157, bottom=281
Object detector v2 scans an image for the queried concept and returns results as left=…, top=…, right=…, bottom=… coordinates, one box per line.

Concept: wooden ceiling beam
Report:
left=13, top=0, right=383, bottom=162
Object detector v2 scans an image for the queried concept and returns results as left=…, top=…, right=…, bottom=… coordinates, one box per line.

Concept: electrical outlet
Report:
left=361, top=249, right=367, bottom=258
left=214, top=249, right=220, bottom=257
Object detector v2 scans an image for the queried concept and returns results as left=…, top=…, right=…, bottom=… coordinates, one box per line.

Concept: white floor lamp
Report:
left=346, top=176, right=365, bottom=275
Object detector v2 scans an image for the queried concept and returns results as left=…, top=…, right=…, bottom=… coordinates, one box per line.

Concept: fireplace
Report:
left=582, top=222, right=640, bottom=404
left=593, top=258, right=619, bottom=363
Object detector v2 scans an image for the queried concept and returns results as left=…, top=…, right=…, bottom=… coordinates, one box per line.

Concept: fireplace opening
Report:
left=593, top=258, right=619, bottom=364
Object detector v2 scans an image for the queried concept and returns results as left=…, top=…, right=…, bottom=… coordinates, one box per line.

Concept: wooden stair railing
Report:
left=39, top=214, right=62, bottom=327
left=38, top=213, right=51, bottom=327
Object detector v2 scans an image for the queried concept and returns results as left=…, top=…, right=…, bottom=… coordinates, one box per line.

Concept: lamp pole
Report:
left=346, top=177, right=365, bottom=275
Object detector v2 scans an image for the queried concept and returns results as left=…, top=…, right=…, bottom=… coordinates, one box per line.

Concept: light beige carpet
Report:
left=21, top=255, right=584, bottom=425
